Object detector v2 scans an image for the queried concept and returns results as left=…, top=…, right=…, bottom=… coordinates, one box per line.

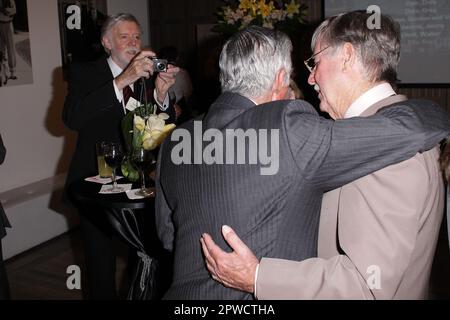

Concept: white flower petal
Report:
left=158, top=113, right=170, bottom=121
left=134, top=115, right=146, bottom=131
left=143, top=137, right=157, bottom=150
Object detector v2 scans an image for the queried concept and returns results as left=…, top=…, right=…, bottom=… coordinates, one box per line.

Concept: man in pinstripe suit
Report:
left=156, top=25, right=450, bottom=300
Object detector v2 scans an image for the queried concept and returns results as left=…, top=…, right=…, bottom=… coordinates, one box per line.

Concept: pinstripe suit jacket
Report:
left=155, top=92, right=450, bottom=300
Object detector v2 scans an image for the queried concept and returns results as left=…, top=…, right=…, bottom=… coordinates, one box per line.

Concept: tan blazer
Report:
left=257, top=95, right=445, bottom=299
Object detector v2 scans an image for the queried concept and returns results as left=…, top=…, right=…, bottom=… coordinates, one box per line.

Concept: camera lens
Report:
left=152, top=58, right=167, bottom=72
left=156, top=63, right=165, bottom=71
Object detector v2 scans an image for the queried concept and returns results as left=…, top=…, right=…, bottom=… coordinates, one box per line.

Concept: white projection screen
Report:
left=324, top=0, right=450, bottom=85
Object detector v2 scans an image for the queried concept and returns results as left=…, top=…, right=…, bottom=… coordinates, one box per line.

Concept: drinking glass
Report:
left=131, top=147, right=155, bottom=196
left=104, top=142, right=125, bottom=192
left=96, top=141, right=113, bottom=178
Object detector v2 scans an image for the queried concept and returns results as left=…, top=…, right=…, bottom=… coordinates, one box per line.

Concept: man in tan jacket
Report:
left=201, top=11, right=445, bottom=299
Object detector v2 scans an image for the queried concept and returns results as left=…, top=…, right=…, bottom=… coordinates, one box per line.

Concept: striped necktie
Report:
left=123, top=85, right=135, bottom=107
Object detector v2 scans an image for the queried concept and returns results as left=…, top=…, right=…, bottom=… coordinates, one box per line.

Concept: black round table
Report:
left=68, top=178, right=160, bottom=300
left=69, top=178, right=155, bottom=210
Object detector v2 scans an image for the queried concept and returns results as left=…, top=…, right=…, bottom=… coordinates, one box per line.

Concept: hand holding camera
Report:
left=150, top=57, right=168, bottom=73
left=114, top=50, right=156, bottom=89
left=113, top=49, right=179, bottom=104
left=155, top=62, right=180, bottom=104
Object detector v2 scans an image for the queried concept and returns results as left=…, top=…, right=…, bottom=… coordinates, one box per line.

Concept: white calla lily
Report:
left=142, top=130, right=152, bottom=141
left=146, top=115, right=165, bottom=132
left=150, top=129, right=163, bottom=138
left=143, top=137, right=157, bottom=150
left=133, top=115, right=146, bottom=132
left=157, top=113, right=170, bottom=121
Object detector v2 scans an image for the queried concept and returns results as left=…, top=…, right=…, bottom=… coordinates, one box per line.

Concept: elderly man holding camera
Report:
left=63, top=13, right=178, bottom=299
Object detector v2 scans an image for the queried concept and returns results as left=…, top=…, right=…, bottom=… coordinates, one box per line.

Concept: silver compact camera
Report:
left=151, top=57, right=168, bottom=73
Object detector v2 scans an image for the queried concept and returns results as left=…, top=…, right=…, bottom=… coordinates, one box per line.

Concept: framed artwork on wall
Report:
left=0, top=0, right=33, bottom=87
left=57, top=0, right=107, bottom=80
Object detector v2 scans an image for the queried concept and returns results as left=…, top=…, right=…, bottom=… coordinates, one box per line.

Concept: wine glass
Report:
left=104, top=142, right=125, bottom=192
left=131, top=147, right=155, bottom=196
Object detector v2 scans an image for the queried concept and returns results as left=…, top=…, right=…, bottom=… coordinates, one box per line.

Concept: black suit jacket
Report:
left=156, top=92, right=450, bottom=300
left=63, top=58, right=175, bottom=196
left=0, top=134, right=10, bottom=239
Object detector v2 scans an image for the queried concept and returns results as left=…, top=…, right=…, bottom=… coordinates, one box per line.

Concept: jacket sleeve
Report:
left=285, top=99, right=450, bottom=191
left=62, top=63, right=120, bottom=131
left=155, top=93, right=176, bottom=124
left=257, top=255, right=371, bottom=300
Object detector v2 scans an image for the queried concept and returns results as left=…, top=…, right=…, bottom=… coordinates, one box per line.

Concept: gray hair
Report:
left=219, top=26, right=293, bottom=99
left=101, top=13, right=142, bottom=53
left=312, top=10, right=401, bottom=84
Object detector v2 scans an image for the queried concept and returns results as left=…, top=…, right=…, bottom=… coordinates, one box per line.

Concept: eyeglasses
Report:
left=304, top=46, right=330, bottom=73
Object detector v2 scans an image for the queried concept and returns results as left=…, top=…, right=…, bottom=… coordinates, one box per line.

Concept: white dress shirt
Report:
left=344, top=83, right=396, bottom=118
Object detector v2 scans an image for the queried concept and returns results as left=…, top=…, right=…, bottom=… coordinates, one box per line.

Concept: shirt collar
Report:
left=107, top=57, right=123, bottom=78
left=344, top=83, right=396, bottom=119
left=107, top=57, right=135, bottom=91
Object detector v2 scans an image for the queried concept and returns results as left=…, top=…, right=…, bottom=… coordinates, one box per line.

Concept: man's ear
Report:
left=342, top=42, right=356, bottom=71
left=271, top=68, right=289, bottom=101
left=102, top=35, right=112, bottom=51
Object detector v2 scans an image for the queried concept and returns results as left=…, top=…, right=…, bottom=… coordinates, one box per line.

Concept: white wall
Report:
left=0, top=0, right=74, bottom=194
left=0, top=0, right=79, bottom=259
left=1, top=174, right=79, bottom=260
left=107, top=0, right=150, bottom=46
